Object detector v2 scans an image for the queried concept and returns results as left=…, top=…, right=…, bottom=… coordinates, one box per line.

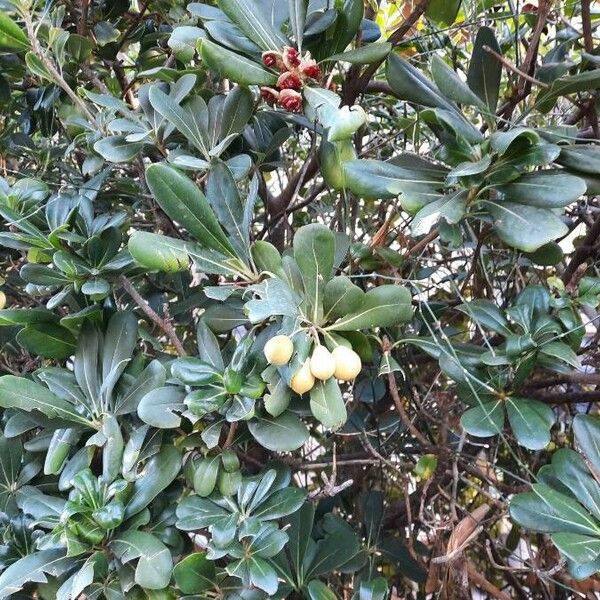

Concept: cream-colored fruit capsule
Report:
left=309, top=345, right=336, bottom=380
left=0, top=292, right=5, bottom=310
left=332, top=346, right=362, bottom=381
left=264, top=334, right=294, bottom=366
left=290, top=359, right=315, bottom=395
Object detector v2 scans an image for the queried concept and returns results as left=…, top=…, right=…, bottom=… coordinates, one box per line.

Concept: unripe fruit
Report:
left=0, top=292, right=6, bottom=310
left=309, top=345, right=336, bottom=380
left=290, top=359, right=315, bottom=395
left=332, top=346, right=362, bottom=381
left=264, top=335, right=294, bottom=366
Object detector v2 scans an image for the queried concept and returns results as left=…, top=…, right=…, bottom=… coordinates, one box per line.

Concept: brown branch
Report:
left=524, top=371, right=600, bottom=388
left=223, top=422, right=238, bottom=448
left=466, top=561, right=512, bottom=600
left=387, top=372, right=430, bottom=447
left=499, top=0, right=553, bottom=120
left=581, top=0, right=594, bottom=54
left=483, top=45, right=549, bottom=89
left=344, top=0, right=431, bottom=105
left=529, top=390, right=600, bottom=404
left=267, top=154, right=319, bottom=248
left=117, top=0, right=151, bottom=52
left=119, top=275, right=187, bottom=356
left=78, top=0, right=89, bottom=35
left=517, top=0, right=552, bottom=95
left=404, top=227, right=439, bottom=257
left=562, top=214, right=600, bottom=284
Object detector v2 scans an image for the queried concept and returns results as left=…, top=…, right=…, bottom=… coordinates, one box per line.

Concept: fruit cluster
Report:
left=187, top=448, right=241, bottom=497
left=259, top=46, right=322, bottom=113
left=263, top=334, right=362, bottom=394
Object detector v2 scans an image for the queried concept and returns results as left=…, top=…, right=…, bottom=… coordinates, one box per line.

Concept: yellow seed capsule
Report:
left=264, top=335, right=294, bottom=366
left=309, top=345, right=336, bottom=380
left=0, top=292, right=6, bottom=310
left=290, top=359, right=315, bottom=395
left=332, top=346, right=362, bottom=381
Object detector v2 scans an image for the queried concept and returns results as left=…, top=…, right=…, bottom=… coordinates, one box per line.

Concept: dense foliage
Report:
left=0, top=0, right=599, bottom=597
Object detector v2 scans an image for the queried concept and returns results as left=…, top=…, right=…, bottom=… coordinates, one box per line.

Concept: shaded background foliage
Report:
left=0, top=0, right=599, bottom=598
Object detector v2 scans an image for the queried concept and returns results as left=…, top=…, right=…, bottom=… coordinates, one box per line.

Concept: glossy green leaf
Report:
left=138, top=386, right=186, bottom=428
left=168, top=26, right=205, bottom=61
left=173, top=552, right=216, bottom=594
left=359, top=577, right=388, bottom=600
left=0, top=376, right=92, bottom=427
left=552, top=532, right=600, bottom=565
left=425, top=0, right=461, bottom=25
left=176, top=495, right=229, bottom=530
left=253, top=487, right=306, bottom=520
left=0, top=308, right=58, bottom=326
left=294, top=224, right=336, bottom=323
left=540, top=341, right=580, bottom=368
left=431, top=55, right=485, bottom=109
left=460, top=400, right=504, bottom=437
left=309, top=378, right=346, bottom=429
left=467, top=26, right=501, bottom=111
left=128, top=232, right=188, bottom=272
left=308, top=580, right=340, bottom=600
left=200, top=39, right=278, bottom=85
left=343, top=159, right=443, bottom=210
left=288, top=0, right=306, bottom=50
left=0, top=12, right=29, bottom=52
left=218, top=0, right=288, bottom=50
left=16, top=323, right=76, bottom=359
left=487, top=200, right=568, bottom=252
left=456, top=300, right=511, bottom=336
left=327, top=285, right=413, bottom=331
left=552, top=449, right=600, bottom=520
left=149, top=87, right=210, bottom=156
left=94, top=136, right=143, bottom=163
left=248, top=411, right=309, bottom=451
left=0, top=435, right=24, bottom=514
left=493, top=171, right=586, bottom=208
left=323, top=275, right=364, bottom=320
left=573, top=415, right=600, bottom=473
left=0, top=550, right=71, bottom=598
left=557, top=145, right=600, bottom=175
left=125, top=444, right=181, bottom=517
left=206, top=159, right=249, bottom=259
left=145, top=163, right=236, bottom=257
left=510, top=484, right=600, bottom=536
left=325, top=42, right=392, bottom=65
left=111, top=531, right=172, bottom=590
left=537, top=70, right=600, bottom=113
left=247, top=555, right=279, bottom=594
left=386, top=53, right=452, bottom=110
left=305, top=513, right=364, bottom=578
left=411, top=189, right=467, bottom=235
left=506, top=397, right=554, bottom=450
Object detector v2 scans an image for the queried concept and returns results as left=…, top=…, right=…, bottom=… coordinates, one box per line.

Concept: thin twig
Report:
left=483, top=45, right=549, bottom=88
left=119, top=275, right=187, bottom=356
left=387, top=372, right=430, bottom=447
left=404, top=228, right=439, bottom=257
